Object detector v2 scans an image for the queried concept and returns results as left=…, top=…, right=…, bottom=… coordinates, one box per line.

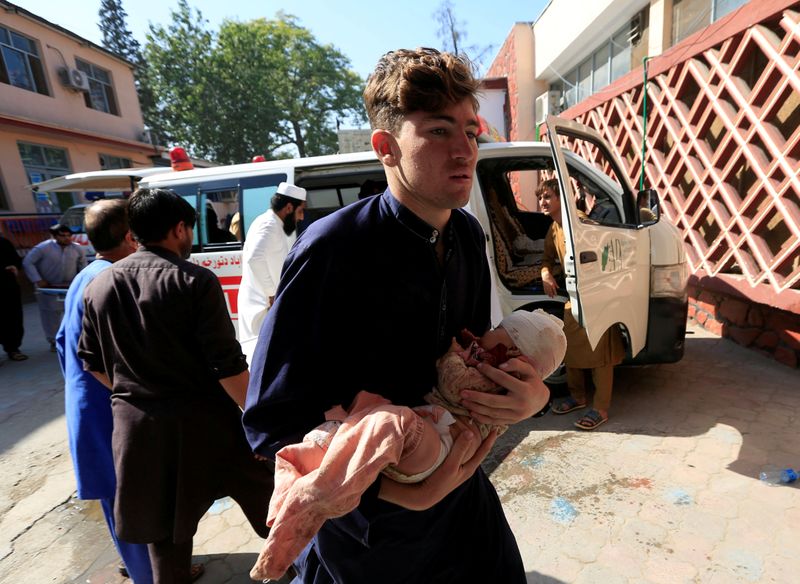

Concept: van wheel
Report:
left=513, top=302, right=568, bottom=395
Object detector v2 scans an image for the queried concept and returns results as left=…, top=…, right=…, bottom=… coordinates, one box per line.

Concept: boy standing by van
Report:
left=243, top=48, right=550, bottom=583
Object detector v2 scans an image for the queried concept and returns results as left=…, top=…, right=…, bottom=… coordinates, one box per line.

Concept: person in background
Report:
left=22, top=223, right=86, bottom=351
left=242, top=47, right=550, bottom=584
left=228, top=211, right=242, bottom=242
left=539, top=178, right=625, bottom=430
left=55, top=200, right=155, bottom=583
left=78, top=188, right=274, bottom=583
left=238, top=182, right=306, bottom=365
left=0, top=234, right=27, bottom=362
left=205, top=203, right=236, bottom=243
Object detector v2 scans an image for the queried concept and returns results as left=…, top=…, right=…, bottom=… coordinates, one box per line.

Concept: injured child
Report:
left=251, top=309, right=567, bottom=581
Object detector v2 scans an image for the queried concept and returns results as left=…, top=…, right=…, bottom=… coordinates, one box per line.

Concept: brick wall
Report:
left=688, top=286, right=800, bottom=369
left=486, top=32, right=520, bottom=141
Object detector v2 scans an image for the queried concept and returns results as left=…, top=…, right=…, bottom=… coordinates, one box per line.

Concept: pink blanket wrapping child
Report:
left=251, top=309, right=566, bottom=580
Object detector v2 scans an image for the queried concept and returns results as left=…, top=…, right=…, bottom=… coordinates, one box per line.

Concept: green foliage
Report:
left=141, top=6, right=365, bottom=163
left=98, top=0, right=140, bottom=61
left=98, top=0, right=158, bottom=140
left=142, top=0, right=213, bottom=152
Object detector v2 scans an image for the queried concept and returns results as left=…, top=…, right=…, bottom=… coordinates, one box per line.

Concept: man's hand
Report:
left=5, top=265, right=17, bottom=277
left=377, top=422, right=496, bottom=511
left=461, top=358, right=550, bottom=425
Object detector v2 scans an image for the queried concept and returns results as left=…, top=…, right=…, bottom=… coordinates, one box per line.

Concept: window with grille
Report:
left=76, top=58, right=119, bottom=115
left=17, top=142, right=75, bottom=212
left=99, top=154, right=132, bottom=169
left=0, top=25, right=48, bottom=95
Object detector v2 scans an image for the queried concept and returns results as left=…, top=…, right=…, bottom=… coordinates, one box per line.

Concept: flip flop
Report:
left=8, top=352, right=28, bottom=361
left=552, top=397, right=586, bottom=415
left=574, top=409, right=607, bottom=431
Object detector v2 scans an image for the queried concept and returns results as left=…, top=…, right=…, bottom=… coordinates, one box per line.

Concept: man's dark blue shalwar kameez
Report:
left=243, top=190, right=525, bottom=584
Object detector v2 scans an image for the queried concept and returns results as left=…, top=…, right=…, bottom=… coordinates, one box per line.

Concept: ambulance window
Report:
left=241, top=184, right=280, bottom=236
left=200, top=189, right=239, bottom=247
left=298, top=188, right=337, bottom=230
left=180, top=194, right=199, bottom=247
left=340, top=186, right=360, bottom=206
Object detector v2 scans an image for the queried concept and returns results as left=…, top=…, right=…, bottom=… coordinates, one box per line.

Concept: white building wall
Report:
left=534, top=0, right=650, bottom=81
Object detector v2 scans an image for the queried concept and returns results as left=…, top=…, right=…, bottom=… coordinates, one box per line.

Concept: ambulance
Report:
left=33, top=116, right=688, bottom=373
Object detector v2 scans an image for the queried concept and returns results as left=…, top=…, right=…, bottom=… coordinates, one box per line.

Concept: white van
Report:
left=33, top=116, right=688, bottom=369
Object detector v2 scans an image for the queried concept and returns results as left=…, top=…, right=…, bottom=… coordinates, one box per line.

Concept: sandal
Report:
left=574, top=409, right=607, bottom=431
left=8, top=351, right=28, bottom=361
left=552, top=397, right=586, bottom=415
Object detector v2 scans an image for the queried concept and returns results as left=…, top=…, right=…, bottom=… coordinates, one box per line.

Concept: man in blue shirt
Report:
left=55, top=199, right=153, bottom=583
left=244, top=48, right=551, bottom=583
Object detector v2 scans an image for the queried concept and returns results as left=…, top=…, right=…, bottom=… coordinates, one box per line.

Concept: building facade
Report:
left=484, top=0, right=799, bottom=368
left=0, top=1, right=158, bottom=214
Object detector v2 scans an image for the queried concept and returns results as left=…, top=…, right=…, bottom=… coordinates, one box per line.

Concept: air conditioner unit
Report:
left=534, top=90, right=561, bottom=126
left=58, top=68, right=90, bottom=92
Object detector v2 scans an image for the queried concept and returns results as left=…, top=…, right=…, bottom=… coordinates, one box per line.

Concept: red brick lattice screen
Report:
left=557, top=1, right=800, bottom=367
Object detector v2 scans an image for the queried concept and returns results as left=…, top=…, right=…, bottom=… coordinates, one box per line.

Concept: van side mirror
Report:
left=636, top=189, right=660, bottom=225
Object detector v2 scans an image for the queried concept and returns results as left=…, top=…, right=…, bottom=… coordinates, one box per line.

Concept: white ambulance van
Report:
left=33, top=116, right=688, bottom=370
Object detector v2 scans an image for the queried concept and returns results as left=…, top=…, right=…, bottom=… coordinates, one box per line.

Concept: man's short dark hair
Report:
left=271, top=194, right=304, bottom=213
left=363, top=47, right=479, bottom=133
left=85, top=199, right=129, bottom=252
left=128, top=188, right=197, bottom=244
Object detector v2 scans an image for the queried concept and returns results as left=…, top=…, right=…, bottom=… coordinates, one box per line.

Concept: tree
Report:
left=142, top=7, right=365, bottom=163
left=98, top=0, right=158, bottom=142
left=142, top=0, right=214, bottom=153
left=209, top=14, right=365, bottom=160
left=433, top=0, right=494, bottom=72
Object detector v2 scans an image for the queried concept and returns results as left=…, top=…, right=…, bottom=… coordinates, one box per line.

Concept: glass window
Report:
left=179, top=194, right=200, bottom=247
left=577, top=58, right=592, bottom=103
left=593, top=43, right=610, bottom=92
left=17, top=142, right=74, bottom=212
left=610, top=28, right=631, bottom=82
left=714, top=0, right=748, bottom=20
left=242, top=185, right=280, bottom=237
left=563, top=69, right=577, bottom=109
left=99, top=154, right=132, bottom=170
left=76, top=59, right=119, bottom=115
left=673, top=0, right=711, bottom=45
left=341, top=186, right=361, bottom=206
left=201, top=190, right=239, bottom=246
left=306, top=188, right=339, bottom=209
left=0, top=26, right=48, bottom=95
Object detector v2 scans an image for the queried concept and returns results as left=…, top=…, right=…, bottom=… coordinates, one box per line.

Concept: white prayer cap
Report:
left=277, top=182, right=307, bottom=201
left=499, top=309, right=567, bottom=379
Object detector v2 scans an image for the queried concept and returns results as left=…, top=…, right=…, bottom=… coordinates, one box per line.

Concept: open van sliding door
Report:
left=546, top=116, right=650, bottom=358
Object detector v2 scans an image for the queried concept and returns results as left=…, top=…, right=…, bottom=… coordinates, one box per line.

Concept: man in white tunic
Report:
left=23, top=223, right=86, bottom=350
left=238, top=182, right=306, bottom=364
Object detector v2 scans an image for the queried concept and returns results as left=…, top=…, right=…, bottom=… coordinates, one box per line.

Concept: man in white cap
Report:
left=238, top=182, right=306, bottom=364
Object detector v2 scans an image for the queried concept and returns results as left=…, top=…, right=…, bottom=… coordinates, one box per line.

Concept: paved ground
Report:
left=1, top=302, right=798, bottom=583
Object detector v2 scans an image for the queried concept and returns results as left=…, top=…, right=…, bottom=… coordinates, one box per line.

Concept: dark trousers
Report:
left=0, top=277, right=23, bottom=354
left=147, top=537, right=193, bottom=584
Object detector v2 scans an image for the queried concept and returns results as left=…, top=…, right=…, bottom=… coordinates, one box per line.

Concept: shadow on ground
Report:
left=484, top=328, right=800, bottom=482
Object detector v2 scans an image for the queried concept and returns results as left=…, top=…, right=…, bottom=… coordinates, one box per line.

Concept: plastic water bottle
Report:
left=759, top=468, right=798, bottom=485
